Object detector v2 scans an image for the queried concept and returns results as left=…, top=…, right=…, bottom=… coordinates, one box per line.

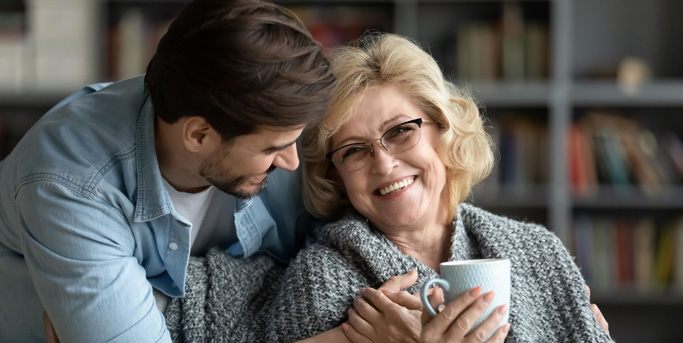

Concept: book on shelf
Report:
left=575, top=215, right=682, bottom=294
left=29, top=0, right=98, bottom=90
left=633, top=218, right=656, bottom=292
left=524, top=21, right=549, bottom=80
left=675, top=220, right=683, bottom=291
left=493, top=114, right=547, bottom=190
left=108, top=8, right=173, bottom=81
left=614, top=219, right=633, bottom=286
left=574, top=214, right=594, bottom=286
left=453, top=2, right=549, bottom=82
left=655, top=222, right=676, bottom=288
left=287, top=5, right=392, bottom=49
left=0, top=33, right=25, bottom=91
left=571, top=112, right=683, bottom=196
left=569, top=123, right=598, bottom=196
left=501, top=2, right=525, bottom=80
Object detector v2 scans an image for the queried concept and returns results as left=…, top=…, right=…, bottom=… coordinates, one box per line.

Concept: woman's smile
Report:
left=377, top=176, right=416, bottom=196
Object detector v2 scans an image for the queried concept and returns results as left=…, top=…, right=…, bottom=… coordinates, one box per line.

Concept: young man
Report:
left=0, top=0, right=335, bottom=341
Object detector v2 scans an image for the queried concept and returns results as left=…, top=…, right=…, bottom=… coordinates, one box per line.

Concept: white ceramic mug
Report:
left=420, top=259, right=511, bottom=334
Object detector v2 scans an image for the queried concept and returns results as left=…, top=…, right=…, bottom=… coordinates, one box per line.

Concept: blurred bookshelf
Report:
left=1, top=0, right=682, bottom=342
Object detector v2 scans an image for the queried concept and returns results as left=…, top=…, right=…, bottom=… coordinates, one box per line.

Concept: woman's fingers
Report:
left=591, top=304, right=609, bottom=334
left=484, top=323, right=511, bottom=343
left=464, top=303, right=507, bottom=343
left=586, top=284, right=610, bottom=334
left=383, top=290, right=422, bottom=311
left=341, top=322, right=374, bottom=343
left=422, top=286, right=482, bottom=341
left=347, top=308, right=376, bottom=340
left=354, top=292, right=384, bottom=324
left=361, top=287, right=402, bottom=313
left=446, top=291, right=495, bottom=340
left=427, top=287, right=444, bottom=310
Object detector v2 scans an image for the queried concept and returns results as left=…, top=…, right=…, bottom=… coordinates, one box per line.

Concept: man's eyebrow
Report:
left=261, top=139, right=298, bottom=153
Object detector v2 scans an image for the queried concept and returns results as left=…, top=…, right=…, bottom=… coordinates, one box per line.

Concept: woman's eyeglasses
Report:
left=326, top=118, right=427, bottom=172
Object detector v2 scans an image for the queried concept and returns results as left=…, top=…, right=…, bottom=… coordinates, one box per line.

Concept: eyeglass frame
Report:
left=325, top=118, right=427, bottom=170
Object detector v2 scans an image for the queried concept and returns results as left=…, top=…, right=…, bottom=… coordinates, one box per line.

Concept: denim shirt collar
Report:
left=133, top=97, right=173, bottom=223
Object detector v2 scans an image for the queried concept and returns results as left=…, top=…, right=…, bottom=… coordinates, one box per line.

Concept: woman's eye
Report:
left=342, top=146, right=365, bottom=159
left=390, top=125, right=414, bottom=137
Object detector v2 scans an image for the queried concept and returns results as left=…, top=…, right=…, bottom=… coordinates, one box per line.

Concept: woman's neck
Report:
left=384, top=220, right=453, bottom=273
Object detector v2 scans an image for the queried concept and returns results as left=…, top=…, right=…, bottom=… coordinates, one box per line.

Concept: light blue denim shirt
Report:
left=0, top=76, right=313, bottom=343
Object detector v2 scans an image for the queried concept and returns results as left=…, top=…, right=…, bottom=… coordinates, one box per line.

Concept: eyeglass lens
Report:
left=332, top=120, right=422, bottom=171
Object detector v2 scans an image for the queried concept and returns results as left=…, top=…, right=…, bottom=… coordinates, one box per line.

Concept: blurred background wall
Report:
left=1, top=0, right=682, bottom=341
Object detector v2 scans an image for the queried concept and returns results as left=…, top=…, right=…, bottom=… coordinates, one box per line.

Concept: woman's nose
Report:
left=370, top=144, right=395, bottom=175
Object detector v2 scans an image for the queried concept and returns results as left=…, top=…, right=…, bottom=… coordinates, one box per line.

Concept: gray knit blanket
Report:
left=166, top=203, right=614, bottom=343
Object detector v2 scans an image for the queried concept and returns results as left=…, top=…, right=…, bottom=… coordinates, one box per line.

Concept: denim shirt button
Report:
left=168, top=242, right=178, bottom=251
left=171, top=282, right=177, bottom=288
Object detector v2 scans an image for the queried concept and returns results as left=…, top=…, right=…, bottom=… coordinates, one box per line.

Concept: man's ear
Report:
left=182, top=116, right=217, bottom=153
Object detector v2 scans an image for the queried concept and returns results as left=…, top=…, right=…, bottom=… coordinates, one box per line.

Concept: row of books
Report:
left=107, top=4, right=392, bottom=81
left=108, top=8, right=174, bottom=82
left=487, top=114, right=549, bottom=187
left=574, top=214, right=683, bottom=294
left=0, top=0, right=98, bottom=92
left=288, top=5, right=392, bottom=49
left=455, top=2, right=550, bottom=81
left=569, top=112, right=683, bottom=196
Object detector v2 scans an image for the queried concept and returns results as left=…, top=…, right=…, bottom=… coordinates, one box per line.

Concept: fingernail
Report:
left=483, top=291, right=495, bottom=303
left=469, top=286, right=482, bottom=297
left=497, top=304, right=508, bottom=315
left=341, top=322, right=349, bottom=331
left=503, top=323, right=510, bottom=335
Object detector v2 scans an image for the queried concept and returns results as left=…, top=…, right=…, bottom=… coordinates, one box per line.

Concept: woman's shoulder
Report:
left=458, top=202, right=563, bottom=249
left=314, top=209, right=387, bottom=251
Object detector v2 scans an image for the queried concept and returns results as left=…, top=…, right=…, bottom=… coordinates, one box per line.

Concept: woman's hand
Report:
left=420, top=287, right=510, bottom=343
left=585, top=285, right=609, bottom=334
left=342, top=271, right=510, bottom=343
left=342, top=287, right=423, bottom=343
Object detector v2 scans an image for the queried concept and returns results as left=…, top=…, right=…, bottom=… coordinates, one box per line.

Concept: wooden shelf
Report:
left=469, top=184, right=549, bottom=208
left=0, top=93, right=66, bottom=108
left=592, top=291, right=683, bottom=306
left=572, top=186, right=683, bottom=209
left=465, top=81, right=551, bottom=107
left=573, top=81, right=683, bottom=107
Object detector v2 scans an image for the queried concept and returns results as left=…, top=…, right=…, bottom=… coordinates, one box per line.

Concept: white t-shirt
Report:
left=161, top=178, right=237, bottom=255
left=155, top=178, right=238, bottom=312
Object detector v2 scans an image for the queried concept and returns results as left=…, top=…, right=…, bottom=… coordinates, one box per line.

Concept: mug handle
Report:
left=420, top=278, right=450, bottom=317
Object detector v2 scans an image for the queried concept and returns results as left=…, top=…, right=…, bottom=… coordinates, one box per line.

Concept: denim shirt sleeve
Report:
left=16, top=180, right=171, bottom=343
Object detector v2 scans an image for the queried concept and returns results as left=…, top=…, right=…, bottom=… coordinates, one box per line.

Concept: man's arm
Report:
left=19, top=181, right=170, bottom=343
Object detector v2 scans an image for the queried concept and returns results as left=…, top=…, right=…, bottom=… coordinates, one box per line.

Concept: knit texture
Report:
left=166, top=203, right=614, bottom=343
left=165, top=251, right=286, bottom=343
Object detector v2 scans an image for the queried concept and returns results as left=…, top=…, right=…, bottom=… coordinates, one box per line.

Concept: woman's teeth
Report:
left=379, top=177, right=414, bottom=196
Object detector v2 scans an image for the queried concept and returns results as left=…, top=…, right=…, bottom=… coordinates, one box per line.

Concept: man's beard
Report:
left=199, top=154, right=276, bottom=199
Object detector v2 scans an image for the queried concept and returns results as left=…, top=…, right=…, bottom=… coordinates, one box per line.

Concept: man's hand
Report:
left=42, top=312, right=60, bottom=343
left=341, top=271, right=422, bottom=343
left=585, top=285, right=609, bottom=334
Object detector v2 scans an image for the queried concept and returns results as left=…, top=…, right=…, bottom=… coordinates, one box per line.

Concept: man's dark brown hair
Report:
left=145, top=0, right=336, bottom=141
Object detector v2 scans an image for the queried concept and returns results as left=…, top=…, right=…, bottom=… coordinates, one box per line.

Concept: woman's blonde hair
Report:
left=302, top=33, right=494, bottom=220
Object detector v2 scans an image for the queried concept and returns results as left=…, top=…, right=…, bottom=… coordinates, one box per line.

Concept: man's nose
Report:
left=273, top=144, right=299, bottom=171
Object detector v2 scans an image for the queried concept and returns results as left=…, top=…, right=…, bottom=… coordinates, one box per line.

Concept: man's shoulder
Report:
left=8, top=76, right=150, bottom=196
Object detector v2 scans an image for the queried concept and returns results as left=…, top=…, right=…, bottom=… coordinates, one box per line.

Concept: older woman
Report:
left=265, top=33, right=613, bottom=343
